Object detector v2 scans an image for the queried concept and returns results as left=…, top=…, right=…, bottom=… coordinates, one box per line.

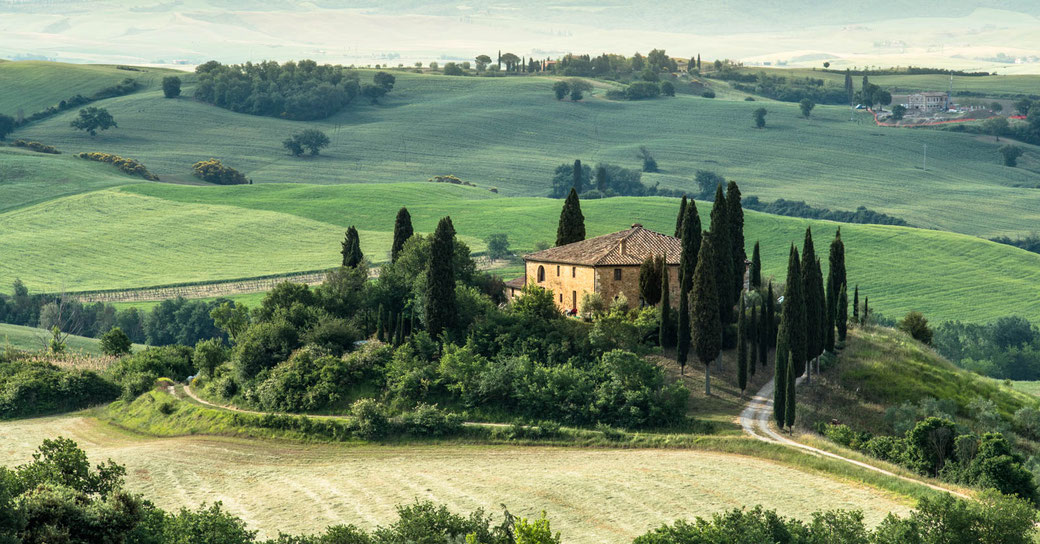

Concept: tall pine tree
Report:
left=825, top=229, right=846, bottom=352
left=572, top=159, right=583, bottom=193
left=737, top=295, right=748, bottom=393
left=766, top=281, right=776, bottom=348
left=783, top=246, right=807, bottom=379
left=341, top=226, right=363, bottom=267
left=837, top=283, right=849, bottom=343
left=862, top=296, right=869, bottom=326
left=391, top=207, right=414, bottom=263
left=726, top=181, right=745, bottom=302
left=691, top=234, right=721, bottom=396
left=853, top=285, right=860, bottom=324
left=810, top=258, right=826, bottom=375
left=675, top=202, right=701, bottom=373
left=758, top=297, right=769, bottom=368
left=659, top=254, right=673, bottom=349
left=785, top=347, right=797, bottom=429
left=555, top=188, right=586, bottom=246
left=750, top=241, right=762, bottom=289
left=800, top=229, right=821, bottom=379
left=749, top=303, right=759, bottom=377
left=674, top=195, right=688, bottom=237
left=424, top=217, right=457, bottom=338
left=773, top=319, right=789, bottom=428
left=710, top=184, right=733, bottom=328
left=639, top=255, right=663, bottom=306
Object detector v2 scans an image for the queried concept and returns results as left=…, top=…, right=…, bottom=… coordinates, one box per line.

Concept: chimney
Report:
left=631, top=223, right=642, bottom=229
left=620, top=239, right=627, bottom=255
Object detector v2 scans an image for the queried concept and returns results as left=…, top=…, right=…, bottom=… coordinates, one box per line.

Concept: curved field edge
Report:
left=3, top=182, right=1039, bottom=324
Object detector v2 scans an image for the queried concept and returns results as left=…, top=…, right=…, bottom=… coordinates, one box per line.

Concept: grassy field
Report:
left=8, top=65, right=1040, bottom=238
left=0, top=147, right=139, bottom=212
left=720, top=67, right=1040, bottom=96
left=0, top=413, right=912, bottom=541
left=0, top=322, right=114, bottom=354
left=107, top=291, right=269, bottom=313
left=0, top=61, right=179, bottom=115
left=1, top=181, right=1026, bottom=324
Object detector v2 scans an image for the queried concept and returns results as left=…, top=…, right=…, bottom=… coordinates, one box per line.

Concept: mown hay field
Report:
left=0, top=414, right=911, bottom=542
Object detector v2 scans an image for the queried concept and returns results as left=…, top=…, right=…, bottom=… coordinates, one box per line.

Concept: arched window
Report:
left=537, top=266, right=545, bottom=282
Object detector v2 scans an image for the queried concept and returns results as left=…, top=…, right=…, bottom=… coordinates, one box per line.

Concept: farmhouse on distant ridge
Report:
left=908, top=91, right=950, bottom=112
left=505, top=224, right=682, bottom=313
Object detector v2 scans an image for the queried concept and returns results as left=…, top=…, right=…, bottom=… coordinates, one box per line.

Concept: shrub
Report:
left=398, top=403, right=463, bottom=437
left=11, top=140, right=59, bottom=154
left=898, top=311, right=933, bottom=345
left=192, top=158, right=249, bottom=185
left=0, top=360, right=120, bottom=419
left=625, top=81, right=661, bottom=100
left=659, top=81, right=675, bottom=96
left=350, top=398, right=389, bottom=439
left=100, top=327, right=132, bottom=356
left=999, top=144, right=1025, bottom=167
left=702, top=89, right=716, bottom=98
left=107, top=345, right=194, bottom=399
left=77, top=152, right=158, bottom=180
left=192, top=338, right=228, bottom=377
left=161, top=76, right=181, bottom=98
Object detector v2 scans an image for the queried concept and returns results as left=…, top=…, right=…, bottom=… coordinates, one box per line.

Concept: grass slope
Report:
left=0, top=147, right=139, bottom=212
left=0, top=322, right=112, bottom=354
left=1, top=401, right=919, bottom=543
left=0, top=61, right=178, bottom=116
left=10, top=68, right=1040, bottom=237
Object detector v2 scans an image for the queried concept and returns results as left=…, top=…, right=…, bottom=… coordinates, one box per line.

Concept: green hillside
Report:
left=0, top=322, right=128, bottom=354
left=9, top=67, right=1040, bottom=238
left=0, top=61, right=181, bottom=115
left=0, top=147, right=140, bottom=212
left=1, top=181, right=1037, bottom=324
left=723, top=67, right=1040, bottom=96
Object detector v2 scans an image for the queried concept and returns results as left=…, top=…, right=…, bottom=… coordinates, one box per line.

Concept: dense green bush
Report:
left=77, top=152, right=158, bottom=180
left=0, top=360, right=120, bottom=419
left=933, top=316, right=1040, bottom=380
left=742, top=196, right=909, bottom=226
left=191, top=158, right=249, bottom=185
left=107, top=345, right=194, bottom=399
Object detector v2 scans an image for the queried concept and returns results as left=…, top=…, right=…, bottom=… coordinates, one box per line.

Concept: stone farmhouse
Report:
left=505, top=224, right=681, bottom=313
left=908, top=91, right=950, bottom=112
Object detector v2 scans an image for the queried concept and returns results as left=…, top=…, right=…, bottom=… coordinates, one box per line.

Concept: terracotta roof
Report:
left=525, top=225, right=681, bottom=266
left=504, top=276, right=526, bottom=288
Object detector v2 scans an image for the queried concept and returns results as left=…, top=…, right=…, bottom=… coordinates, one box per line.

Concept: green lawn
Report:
left=2, top=181, right=1038, bottom=324
left=0, top=61, right=180, bottom=116
left=0, top=147, right=140, bottom=212
left=9, top=67, right=1040, bottom=238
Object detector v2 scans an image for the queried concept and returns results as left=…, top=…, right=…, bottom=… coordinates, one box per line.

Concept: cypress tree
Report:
left=773, top=320, right=788, bottom=428
left=853, top=285, right=860, bottom=324
left=639, top=255, right=663, bottom=306
left=766, top=281, right=776, bottom=348
left=395, top=312, right=405, bottom=345
left=837, top=283, right=849, bottom=343
left=675, top=201, right=701, bottom=373
left=811, top=258, right=826, bottom=374
left=800, top=229, right=821, bottom=379
left=596, top=164, right=609, bottom=193
left=750, top=241, right=762, bottom=288
left=691, top=234, right=721, bottom=396
left=785, top=347, right=797, bottom=429
left=737, top=296, right=748, bottom=393
left=391, top=207, right=414, bottom=263
left=424, top=216, right=457, bottom=338
left=572, top=159, right=583, bottom=193
left=749, top=303, right=758, bottom=378
left=341, top=226, right=363, bottom=267
left=674, top=195, right=688, bottom=237
left=863, top=296, right=869, bottom=326
left=758, top=297, right=768, bottom=368
left=659, top=255, right=673, bottom=349
left=376, top=304, right=385, bottom=342
left=555, top=188, right=586, bottom=246
left=726, top=180, right=745, bottom=302
left=709, top=184, right=733, bottom=327
left=783, top=246, right=807, bottom=378
left=825, top=229, right=846, bottom=352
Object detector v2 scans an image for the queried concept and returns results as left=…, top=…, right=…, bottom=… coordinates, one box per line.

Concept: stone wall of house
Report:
left=524, top=261, right=681, bottom=312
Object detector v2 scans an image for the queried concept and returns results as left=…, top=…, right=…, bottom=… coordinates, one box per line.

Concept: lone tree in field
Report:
left=639, top=255, right=663, bottom=306
left=752, top=107, right=767, bottom=129
left=283, top=129, right=330, bottom=156
left=750, top=241, right=762, bottom=288
left=71, top=107, right=117, bottom=136
left=674, top=195, right=688, bottom=237
left=825, top=229, right=846, bottom=352
left=799, top=98, right=815, bottom=118
left=638, top=146, right=659, bottom=172
left=340, top=226, right=363, bottom=267
left=1000, top=145, right=1025, bottom=167
left=425, top=216, right=457, bottom=337
left=555, top=188, right=586, bottom=246
left=737, top=296, right=748, bottom=393
left=391, top=207, right=413, bottom=262
left=675, top=200, right=701, bottom=374
left=553, top=81, right=570, bottom=100
left=692, top=234, right=722, bottom=395
left=162, top=76, right=181, bottom=98
left=659, top=254, right=673, bottom=349
left=571, top=159, right=583, bottom=193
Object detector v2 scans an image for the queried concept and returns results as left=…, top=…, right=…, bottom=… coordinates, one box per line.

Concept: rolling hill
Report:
left=2, top=181, right=1038, bottom=325
left=0, top=60, right=180, bottom=115
left=7, top=65, right=1040, bottom=239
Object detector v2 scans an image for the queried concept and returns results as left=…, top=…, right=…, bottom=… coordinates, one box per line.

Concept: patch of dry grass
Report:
left=0, top=414, right=911, bottom=542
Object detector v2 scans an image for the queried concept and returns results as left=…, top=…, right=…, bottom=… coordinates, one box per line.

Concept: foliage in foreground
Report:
left=1, top=437, right=1035, bottom=544
left=0, top=357, right=119, bottom=419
